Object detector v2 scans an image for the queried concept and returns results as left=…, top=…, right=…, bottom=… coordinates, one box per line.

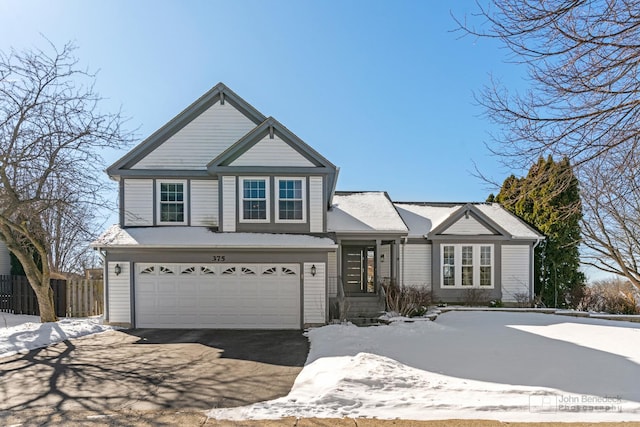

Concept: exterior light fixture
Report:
left=114, top=264, right=122, bottom=276
left=381, top=254, right=385, bottom=262
left=310, top=264, right=317, bottom=277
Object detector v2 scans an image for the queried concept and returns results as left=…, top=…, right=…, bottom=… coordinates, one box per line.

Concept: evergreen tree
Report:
left=494, top=156, right=585, bottom=307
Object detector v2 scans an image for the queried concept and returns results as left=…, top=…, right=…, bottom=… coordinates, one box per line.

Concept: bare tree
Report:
left=580, top=153, right=640, bottom=288
left=0, top=41, right=130, bottom=321
left=457, top=0, right=640, bottom=289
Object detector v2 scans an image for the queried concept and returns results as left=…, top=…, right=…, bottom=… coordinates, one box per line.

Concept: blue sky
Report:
left=0, top=0, right=526, bottom=204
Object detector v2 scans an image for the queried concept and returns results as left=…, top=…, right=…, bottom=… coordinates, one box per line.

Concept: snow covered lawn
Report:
left=0, top=313, right=114, bottom=358
left=209, top=311, right=640, bottom=422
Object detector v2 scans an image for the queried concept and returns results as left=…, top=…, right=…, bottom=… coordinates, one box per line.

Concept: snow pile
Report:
left=0, top=314, right=114, bottom=358
left=209, top=311, right=640, bottom=422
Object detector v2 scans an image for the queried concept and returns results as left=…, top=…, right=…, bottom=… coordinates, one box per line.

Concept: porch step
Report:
left=344, top=296, right=386, bottom=323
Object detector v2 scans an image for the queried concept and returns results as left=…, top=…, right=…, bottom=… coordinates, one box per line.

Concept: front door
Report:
left=342, top=245, right=376, bottom=294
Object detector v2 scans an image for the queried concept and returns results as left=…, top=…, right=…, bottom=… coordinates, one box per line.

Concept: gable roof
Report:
left=207, top=116, right=338, bottom=205
left=328, top=192, right=408, bottom=234
left=207, top=116, right=336, bottom=172
left=107, top=83, right=267, bottom=176
left=394, top=202, right=542, bottom=240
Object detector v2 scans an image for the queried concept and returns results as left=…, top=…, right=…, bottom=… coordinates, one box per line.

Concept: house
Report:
left=0, top=242, right=10, bottom=276
left=92, top=83, right=543, bottom=329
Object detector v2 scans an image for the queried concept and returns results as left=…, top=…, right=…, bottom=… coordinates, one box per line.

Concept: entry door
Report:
left=342, top=246, right=376, bottom=294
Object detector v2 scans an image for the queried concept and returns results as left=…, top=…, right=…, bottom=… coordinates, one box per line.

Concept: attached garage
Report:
left=134, top=263, right=301, bottom=329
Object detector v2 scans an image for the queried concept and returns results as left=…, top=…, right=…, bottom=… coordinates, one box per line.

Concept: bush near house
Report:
left=383, top=281, right=432, bottom=317
left=577, top=278, right=640, bottom=315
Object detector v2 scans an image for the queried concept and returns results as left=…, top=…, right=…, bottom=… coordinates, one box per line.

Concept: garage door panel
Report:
left=135, top=263, right=301, bottom=329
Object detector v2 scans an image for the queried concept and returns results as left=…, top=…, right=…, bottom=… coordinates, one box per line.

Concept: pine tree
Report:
left=494, top=156, right=585, bottom=307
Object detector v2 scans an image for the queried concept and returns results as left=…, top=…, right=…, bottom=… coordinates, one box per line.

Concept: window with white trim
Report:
left=240, top=177, right=269, bottom=222
left=440, top=244, right=494, bottom=288
left=157, top=181, right=187, bottom=224
left=480, top=246, right=492, bottom=286
left=276, top=177, right=306, bottom=222
left=443, top=245, right=455, bottom=286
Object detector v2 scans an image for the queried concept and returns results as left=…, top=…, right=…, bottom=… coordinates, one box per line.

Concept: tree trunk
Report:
left=33, top=283, right=58, bottom=323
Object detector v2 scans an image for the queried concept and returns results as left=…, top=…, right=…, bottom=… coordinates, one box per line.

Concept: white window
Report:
left=157, top=180, right=187, bottom=224
left=442, top=245, right=455, bottom=287
left=240, top=177, right=269, bottom=222
left=276, top=177, right=306, bottom=222
left=440, top=244, right=494, bottom=288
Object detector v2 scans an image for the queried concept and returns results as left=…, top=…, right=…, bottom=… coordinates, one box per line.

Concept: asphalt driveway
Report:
left=0, top=328, right=308, bottom=422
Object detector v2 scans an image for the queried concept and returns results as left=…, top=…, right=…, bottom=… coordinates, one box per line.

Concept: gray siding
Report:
left=191, top=179, right=219, bottom=227
left=221, top=176, right=236, bottom=232
left=133, top=101, right=256, bottom=170
left=309, top=176, right=324, bottom=232
left=441, top=215, right=494, bottom=235
left=400, top=243, right=431, bottom=288
left=304, top=262, right=326, bottom=324
left=123, top=179, right=154, bottom=226
left=501, top=244, right=531, bottom=302
left=107, top=261, right=131, bottom=324
left=230, top=134, right=315, bottom=167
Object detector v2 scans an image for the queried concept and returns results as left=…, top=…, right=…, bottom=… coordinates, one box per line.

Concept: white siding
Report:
left=221, top=176, right=236, bottom=232
left=191, top=180, right=219, bottom=227
left=133, top=101, right=256, bottom=170
left=0, top=241, right=10, bottom=276
left=230, top=135, right=315, bottom=167
left=124, top=179, right=153, bottom=226
left=328, top=251, right=338, bottom=297
left=502, top=245, right=531, bottom=302
left=107, top=262, right=131, bottom=324
left=304, top=262, right=326, bottom=324
left=309, top=176, right=324, bottom=232
left=442, top=216, right=494, bottom=235
left=400, top=244, right=431, bottom=288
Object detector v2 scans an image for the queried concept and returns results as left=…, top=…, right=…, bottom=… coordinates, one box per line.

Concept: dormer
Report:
left=207, top=117, right=337, bottom=233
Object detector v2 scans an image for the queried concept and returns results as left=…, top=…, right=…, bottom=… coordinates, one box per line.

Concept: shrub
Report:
left=577, top=278, right=640, bottom=315
left=383, top=281, right=432, bottom=317
left=513, top=292, right=532, bottom=308
left=462, top=288, right=490, bottom=306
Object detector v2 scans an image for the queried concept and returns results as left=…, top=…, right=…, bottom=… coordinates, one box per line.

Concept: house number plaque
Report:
left=211, top=256, right=226, bottom=262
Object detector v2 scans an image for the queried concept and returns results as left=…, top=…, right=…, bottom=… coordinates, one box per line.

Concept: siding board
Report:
left=304, top=262, right=326, bottom=324
left=442, top=216, right=493, bottom=235
left=133, top=101, right=256, bottom=170
left=124, top=179, right=153, bottom=226
left=501, top=245, right=530, bottom=302
left=107, top=262, right=130, bottom=324
left=191, top=180, right=219, bottom=227
left=400, top=244, right=431, bottom=289
left=222, top=176, right=236, bottom=232
left=327, top=251, right=337, bottom=297
left=230, top=135, right=315, bottom=167
left=309, top=176, right=323, bottom=232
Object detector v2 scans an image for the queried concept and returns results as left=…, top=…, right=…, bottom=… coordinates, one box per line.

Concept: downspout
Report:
left=401, top=236, right=408, bottom=286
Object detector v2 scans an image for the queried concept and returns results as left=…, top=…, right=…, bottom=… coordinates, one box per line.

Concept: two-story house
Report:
left=92, top=83, right=543, bottom=329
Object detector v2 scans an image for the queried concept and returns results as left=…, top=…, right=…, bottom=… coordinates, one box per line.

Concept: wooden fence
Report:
left=0, top=275, right=103, bottom=318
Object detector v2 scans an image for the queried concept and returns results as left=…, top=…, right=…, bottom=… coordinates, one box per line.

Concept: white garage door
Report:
left=135, top=263, right=300, bottom=329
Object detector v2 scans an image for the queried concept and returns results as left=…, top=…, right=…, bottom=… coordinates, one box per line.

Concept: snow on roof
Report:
left=394, top=202, right=542, bottom=240
left=92, top=225, right=337, bottom=248
left=327, top=192, right=408, bottom=234
left=474, top=203, right=541, bottom=239
left=394, top=203, right=461, bottom=238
